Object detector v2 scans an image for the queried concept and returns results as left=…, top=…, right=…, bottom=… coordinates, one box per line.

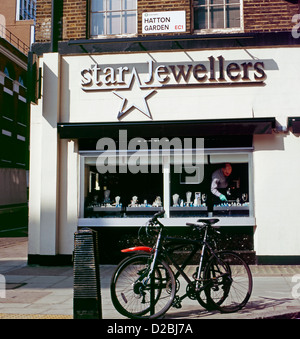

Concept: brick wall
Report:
left=35, top=0, right=87, bottom=42
left=34, top=0, right=299, bottom=43
left=62, top=0, right=87, bottom=40
left=35, top=0, right=52, bottom=42
left=244, top=0, right=299, bottom=33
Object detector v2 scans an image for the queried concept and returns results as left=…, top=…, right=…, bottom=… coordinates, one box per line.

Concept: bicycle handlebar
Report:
left=148, top=209, right=165, bottom=223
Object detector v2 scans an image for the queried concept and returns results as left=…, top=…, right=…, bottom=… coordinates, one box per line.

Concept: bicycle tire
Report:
left=196, top=287, right=218, bottom=311
left=204, top=251, right=252, bottom=313
left=110, top=253, right=176, bottom=319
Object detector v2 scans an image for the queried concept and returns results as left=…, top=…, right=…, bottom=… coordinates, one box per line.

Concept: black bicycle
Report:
left=110, top=210, right=252, bottom=319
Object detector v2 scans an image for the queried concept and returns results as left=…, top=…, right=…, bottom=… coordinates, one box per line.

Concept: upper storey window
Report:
left=17, top=0, right=36, bottom=21
left=194, top=0, right=242, bottom=32
left=90, top=0, right=137, bottom=37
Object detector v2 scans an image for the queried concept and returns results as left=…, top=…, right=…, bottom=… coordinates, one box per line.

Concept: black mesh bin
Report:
left=73, top=228, right=102, bottom=319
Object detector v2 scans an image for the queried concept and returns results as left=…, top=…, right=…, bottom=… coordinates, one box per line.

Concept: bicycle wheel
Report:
left=110, top=253, right=176, bottom=319
left=204, top=251, right=252, bottom=313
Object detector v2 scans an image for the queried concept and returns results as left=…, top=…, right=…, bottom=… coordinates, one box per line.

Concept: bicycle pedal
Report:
left=172, top=301, right=182, bottom=309
left=172, top=296, right=182, bottom=309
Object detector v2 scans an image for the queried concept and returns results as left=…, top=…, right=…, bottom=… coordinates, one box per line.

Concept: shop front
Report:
left=28, top=46, right=300, bottom=264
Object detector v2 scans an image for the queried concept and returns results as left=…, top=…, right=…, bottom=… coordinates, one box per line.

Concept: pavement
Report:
left=0, top=237, right=300, bottom=320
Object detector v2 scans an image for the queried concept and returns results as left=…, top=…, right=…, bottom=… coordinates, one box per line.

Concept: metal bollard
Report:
left=73, top=228, right=102, bottom=319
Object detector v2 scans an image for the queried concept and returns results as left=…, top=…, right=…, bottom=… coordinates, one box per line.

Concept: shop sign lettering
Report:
left=81, top=56, right=266, bottom=120
left=81, top=57, right=266, bottom=90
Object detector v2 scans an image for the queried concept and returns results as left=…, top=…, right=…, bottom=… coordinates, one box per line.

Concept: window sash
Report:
left=194, top=0, right=241, bottom=31
left=90, top=0, right=137, bottom=36
left=18, top=0, right=36, bottom=21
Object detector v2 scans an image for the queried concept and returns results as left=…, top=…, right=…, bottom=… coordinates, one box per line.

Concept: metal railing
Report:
left=0, top=23, right=30, bottom=55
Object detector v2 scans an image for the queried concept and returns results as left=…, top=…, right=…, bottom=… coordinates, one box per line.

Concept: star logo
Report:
left=113, top=67, right=157, bottom=120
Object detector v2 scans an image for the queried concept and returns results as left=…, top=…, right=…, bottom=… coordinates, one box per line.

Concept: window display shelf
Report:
left=78, top=216, right=256, bottom=227
left=90, top=205, right=249, bottom=215
left=126, top=207, right=163, bottom=212
left=93, top=206, right=122, bottom=212
left=92, top=206, right=163, bottom=214
left=214, top=206, right=249, bottom=211
left=170, top=206, right=207, bottom=211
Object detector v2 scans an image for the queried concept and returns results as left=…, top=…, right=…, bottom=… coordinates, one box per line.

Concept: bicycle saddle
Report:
left=186, top=218, right=220, bottom=229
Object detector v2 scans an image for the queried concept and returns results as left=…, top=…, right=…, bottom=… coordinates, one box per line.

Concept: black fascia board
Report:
left=32, top=31, right=300, bottom=56
left=57, top=118, right=276, bottom=139
left=67, top=32, right=255, bottom=46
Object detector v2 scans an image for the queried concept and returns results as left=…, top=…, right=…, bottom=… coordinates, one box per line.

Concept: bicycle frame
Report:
left=121, top=219, right=222, bottom=305
left=112, top=211, right=252, bottom=318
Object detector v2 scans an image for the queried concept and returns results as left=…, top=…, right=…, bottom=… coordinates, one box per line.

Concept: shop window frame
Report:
left=78, top=146, right=254, bottom=226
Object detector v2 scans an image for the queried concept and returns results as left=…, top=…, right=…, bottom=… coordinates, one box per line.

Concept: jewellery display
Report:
left=141, top=200, right=151, bottom=207
left=127, top=196, right=162, bottom=208
left=194, top=192, right=201, bottom=207
left=104, top=189, right=111, bottom=204
left=242, top=193, right=248, bottom=202
left=201, top=193, right=207, bottom=206
left=171, top=192, right=207, bottom=208
left=214, top=192, right=249, bottom=208
left=152, top=196, right=162, bottom=207
left=129, top=196, right=138, bottom=207
left=186, top=191, right=192, bottom=206
left=89, top=192, right=249, bottom=210
left=114, top=196, right=121, bottom=207
left=172, top=194, right=179, bottom=206
left=214, top=201, right=250, bottom=208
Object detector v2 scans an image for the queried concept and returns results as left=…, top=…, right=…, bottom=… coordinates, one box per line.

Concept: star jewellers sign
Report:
left=80, top=56, right=266, bottom=120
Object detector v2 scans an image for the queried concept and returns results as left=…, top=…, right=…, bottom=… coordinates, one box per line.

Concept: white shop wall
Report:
left=253, top=133, right=300, bottom=257
left=29, top=48, right=300, bottom=257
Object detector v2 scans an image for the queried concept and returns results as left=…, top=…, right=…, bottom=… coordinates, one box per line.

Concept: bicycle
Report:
left=110, top=210, right=253, bottom=319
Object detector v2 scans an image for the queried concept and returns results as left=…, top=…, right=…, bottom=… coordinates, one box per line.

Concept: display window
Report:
left=79, top=146, right=253, bottom=222
left=170, top=153, right=251, bottom=218
left=83, top=164, right=163, bottom=218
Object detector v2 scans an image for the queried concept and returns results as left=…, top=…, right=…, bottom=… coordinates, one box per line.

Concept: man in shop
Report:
left=207, top=163, right=232, bottom=213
